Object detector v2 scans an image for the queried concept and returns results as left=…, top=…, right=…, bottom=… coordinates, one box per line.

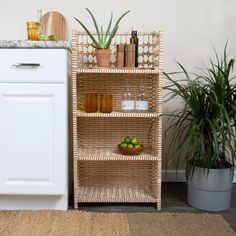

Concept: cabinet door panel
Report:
left=0, top=84, right=67, bottom=195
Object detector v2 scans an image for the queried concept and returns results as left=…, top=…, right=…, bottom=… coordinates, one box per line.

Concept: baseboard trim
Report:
left=162, top=170, right=236, bottom=183
left=162, top=170, right=186, bottom=182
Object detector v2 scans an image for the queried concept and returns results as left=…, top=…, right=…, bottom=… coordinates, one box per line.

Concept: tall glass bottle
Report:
left=135, top=78, right=149, bottom=112
left=37, top=9, right=44, bottom=39
left=121, top=79, right=135, bottom=112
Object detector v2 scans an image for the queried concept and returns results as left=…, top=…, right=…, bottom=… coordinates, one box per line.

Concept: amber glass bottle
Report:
left=130, top=30, right=139, bottom=67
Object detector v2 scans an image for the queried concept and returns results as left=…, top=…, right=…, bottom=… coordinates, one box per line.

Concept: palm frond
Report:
left=164, top=46, right=236, bottom=179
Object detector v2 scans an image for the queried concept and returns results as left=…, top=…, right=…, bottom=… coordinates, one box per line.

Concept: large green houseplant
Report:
left=75, top=8, right=130, bottom=67
left=164, top=45, right=236, bottom=211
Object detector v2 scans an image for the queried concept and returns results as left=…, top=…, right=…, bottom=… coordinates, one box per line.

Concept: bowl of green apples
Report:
left=118, top=136, right=144, bottom=155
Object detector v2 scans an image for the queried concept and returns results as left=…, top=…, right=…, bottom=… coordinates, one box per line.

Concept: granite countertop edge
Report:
left=0, top=40, right=71, bottom=49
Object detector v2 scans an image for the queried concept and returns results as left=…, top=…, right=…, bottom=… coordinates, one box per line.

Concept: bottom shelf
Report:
left=77, top=186, right=158, bottom=203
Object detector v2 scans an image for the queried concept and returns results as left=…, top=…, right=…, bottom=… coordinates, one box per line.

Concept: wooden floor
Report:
left=76, top=183, right=236, bottom=232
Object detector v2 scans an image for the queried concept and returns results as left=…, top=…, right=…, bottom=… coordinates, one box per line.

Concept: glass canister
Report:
left=84, top=93, right=98, bottom=113
left=121, top=79, right=135, bottom=112
left=100, top=94, right=113, bottom=113
left=27, top=22, right=39, bottom=40
left=135, top=78, right=149, bottom=112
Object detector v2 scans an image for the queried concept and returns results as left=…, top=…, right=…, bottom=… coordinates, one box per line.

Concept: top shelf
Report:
left=76, top=68, right=159, bottom=75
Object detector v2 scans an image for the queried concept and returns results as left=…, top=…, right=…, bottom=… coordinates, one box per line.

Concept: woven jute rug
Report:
left=0, top=210, right=235, bottom=236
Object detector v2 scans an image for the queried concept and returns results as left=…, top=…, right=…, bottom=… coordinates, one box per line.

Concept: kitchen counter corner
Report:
left=0, top=40, right=71, bottom=49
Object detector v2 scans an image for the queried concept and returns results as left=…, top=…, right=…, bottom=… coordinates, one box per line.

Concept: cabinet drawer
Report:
left=0, top=49, right=68, bottom=83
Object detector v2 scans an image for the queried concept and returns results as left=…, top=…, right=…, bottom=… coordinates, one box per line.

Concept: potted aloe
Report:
left=75, top=9, right=130, bottom=67
left=164, top=45, right=236, bottom=211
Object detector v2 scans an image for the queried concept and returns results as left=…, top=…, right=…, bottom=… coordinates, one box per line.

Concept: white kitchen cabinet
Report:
left=0, top=47, right=70, bottom=210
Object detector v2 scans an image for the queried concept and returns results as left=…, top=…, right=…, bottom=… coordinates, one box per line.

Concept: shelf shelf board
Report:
left=77, top=67, right=159, bottom=75
left=76, top=147, right=160, bottom=161
left=77, top=111, right=161, bottom=118
left=77, top=186, right=157, bottom=203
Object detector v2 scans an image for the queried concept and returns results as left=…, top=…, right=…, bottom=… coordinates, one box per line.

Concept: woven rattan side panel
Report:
left=72, top=31, right=79, bottom=208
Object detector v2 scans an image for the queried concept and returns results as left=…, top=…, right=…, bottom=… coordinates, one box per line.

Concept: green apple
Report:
left=47, top=35, right=56, bottom=41
left=134, top=144, right=141, bottom=148
left=120, top=142, right=127, bottom=148
left=124, top=136, right=131, bottom=144
left=131, top=137, right=139, bottom=146
left=127, top=144, right=134, bottom=148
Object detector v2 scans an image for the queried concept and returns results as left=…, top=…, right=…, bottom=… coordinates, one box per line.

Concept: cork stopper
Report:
left=131, top=30, right=138, bottom=38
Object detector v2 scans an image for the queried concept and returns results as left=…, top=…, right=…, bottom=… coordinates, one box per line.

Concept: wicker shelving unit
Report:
left=72, top=30, right=163, bottom=210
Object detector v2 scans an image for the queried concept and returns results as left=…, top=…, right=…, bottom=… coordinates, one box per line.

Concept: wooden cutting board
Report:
left=42, top=11, right=66, bottom=40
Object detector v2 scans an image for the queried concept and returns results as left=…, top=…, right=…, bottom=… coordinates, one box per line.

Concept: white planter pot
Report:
left=187, top=167, right=233, bottom=211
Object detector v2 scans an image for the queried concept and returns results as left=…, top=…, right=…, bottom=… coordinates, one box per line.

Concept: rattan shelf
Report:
left=77, top=111, right=161, bottom=118
left=77, top=68, right=159, bottom=75
left=72, top=30, right=163, bottom=210
left=76, top=186, right=157, bottom=203
left=76, top=147, right=160, bottom=161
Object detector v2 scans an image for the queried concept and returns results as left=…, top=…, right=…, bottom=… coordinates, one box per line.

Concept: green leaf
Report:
left=164, top=44, right=236, bottom=177
left=104, top=25, right=118, bottom=48
left=75, top=9, right=130, bottom=49
left=104, top=12, right=113, bottom=42
left=105, top=10, right=130, bottom=48
left=85, top=8, right=101, bottom=42
left=74, top=17, right=99, bottom=48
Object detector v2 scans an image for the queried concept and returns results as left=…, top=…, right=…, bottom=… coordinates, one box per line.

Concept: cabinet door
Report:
left=0, top=84, right=67, bottom=195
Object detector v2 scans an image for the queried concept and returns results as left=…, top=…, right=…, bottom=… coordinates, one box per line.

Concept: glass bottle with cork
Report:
left=130, top=30, right=139, bottom=67
left=37, top=9, right=45, bottom=40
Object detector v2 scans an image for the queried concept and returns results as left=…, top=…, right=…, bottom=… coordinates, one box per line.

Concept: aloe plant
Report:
left=75, top=9, right=130, bottom=49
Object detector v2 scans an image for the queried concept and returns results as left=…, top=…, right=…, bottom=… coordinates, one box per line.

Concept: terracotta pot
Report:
left=95, top=49, right=111, bottom=67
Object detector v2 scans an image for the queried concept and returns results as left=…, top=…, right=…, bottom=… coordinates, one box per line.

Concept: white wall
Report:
left=1, top=0, right=236, bottom=69
left=1, top=0, right=236, bottom=170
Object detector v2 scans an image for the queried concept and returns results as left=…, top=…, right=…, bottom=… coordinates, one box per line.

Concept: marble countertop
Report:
left=0, top=40, right=71, bottom=49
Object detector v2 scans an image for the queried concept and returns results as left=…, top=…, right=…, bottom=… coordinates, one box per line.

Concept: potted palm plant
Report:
left=164, top=45, right=236, bottom=211
left=75, top=9, right=130, bottom=67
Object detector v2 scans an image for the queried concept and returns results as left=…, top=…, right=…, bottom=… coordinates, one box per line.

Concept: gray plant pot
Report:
left=187, top=166, right=233, bottom=211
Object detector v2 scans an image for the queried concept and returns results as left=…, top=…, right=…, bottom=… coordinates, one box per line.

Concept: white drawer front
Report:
left=0, top=49, right=67, bottom=83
